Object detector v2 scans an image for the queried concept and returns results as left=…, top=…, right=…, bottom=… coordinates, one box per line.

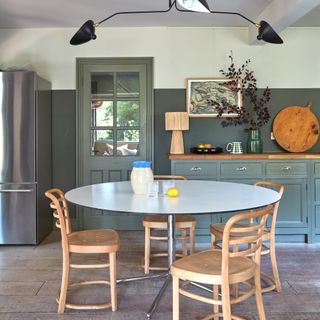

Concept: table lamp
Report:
left=165, top=112, right=189, bottom=154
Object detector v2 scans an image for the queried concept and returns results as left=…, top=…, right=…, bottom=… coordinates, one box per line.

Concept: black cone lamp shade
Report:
left=70, top=20, right=97, bottom=45
left=257, top=20, right=283, bottom=44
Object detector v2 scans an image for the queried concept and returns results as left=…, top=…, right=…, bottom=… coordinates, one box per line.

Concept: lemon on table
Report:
left=166, top=187, right=179, bottom=197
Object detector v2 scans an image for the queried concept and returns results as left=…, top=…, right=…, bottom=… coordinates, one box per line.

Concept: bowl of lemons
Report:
left=190, top=143, right=222, bottom=154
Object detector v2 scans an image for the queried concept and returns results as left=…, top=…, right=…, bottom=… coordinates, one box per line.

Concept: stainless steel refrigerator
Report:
left=0, top=71, right=52, bottom=244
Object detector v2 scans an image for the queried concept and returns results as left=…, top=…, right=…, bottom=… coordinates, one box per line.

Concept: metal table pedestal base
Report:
left=146, top=214, right=176, bottom=319
left=113, top=215, right=176, bottom=319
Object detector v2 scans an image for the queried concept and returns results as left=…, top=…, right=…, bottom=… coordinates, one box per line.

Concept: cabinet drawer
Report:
left=314, top=163, right=320, bottom=177
left=173, top=162, right=217, bottom=177
left=220, top=162, right=263, bottom=178
left=315, top=179, right=320, bottom=202
left=266, top=162, right=307, bottom=177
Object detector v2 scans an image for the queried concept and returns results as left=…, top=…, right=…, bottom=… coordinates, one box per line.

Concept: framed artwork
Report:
left=186, top=78, right=242, bottom=117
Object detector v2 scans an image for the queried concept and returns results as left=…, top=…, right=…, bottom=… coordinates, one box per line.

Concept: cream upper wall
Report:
left=0, top=26, right=318, bottom=89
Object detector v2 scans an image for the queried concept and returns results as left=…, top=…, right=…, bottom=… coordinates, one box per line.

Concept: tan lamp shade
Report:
left=165, top=112, right=189, bottom=131
left=165, top=112, right=189, bottom=154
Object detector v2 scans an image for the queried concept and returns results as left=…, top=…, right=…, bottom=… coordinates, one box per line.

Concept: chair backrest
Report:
left=254, top=181, right=284, bottom=235
left=45, top=188, right=72, bottom=248
left=221, top=205, right=273, bottom=281
left=154, top=175, right=186, bottom=180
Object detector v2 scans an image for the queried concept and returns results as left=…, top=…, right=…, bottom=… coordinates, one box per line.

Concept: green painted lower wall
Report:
left=52, top=88, right=320, bottom=190
left=52, top=90, right=76, bottom=217
left=154, top=89, right=320, bottom=173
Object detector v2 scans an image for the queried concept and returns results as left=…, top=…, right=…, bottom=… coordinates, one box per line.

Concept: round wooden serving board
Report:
left=273, top=102, right=320, bottom=152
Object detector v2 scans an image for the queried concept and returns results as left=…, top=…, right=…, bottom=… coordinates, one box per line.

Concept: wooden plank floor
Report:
left=0, top=231, right=320, bottom=319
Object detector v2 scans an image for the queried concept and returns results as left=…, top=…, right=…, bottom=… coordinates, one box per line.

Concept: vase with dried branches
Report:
left=213, top=56, right=271, bottom=153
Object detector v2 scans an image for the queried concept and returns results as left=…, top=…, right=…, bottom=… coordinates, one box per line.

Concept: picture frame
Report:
left=186, top=78, right=242, bottom=117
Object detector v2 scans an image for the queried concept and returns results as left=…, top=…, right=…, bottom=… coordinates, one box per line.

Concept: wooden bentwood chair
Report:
left=172, top=205, right=273, bottom=320
left=45, top=189, right=119, bottom=314
left=210, top=181, right=285, bottom=293
left=142, top=175, right=197, bottom=274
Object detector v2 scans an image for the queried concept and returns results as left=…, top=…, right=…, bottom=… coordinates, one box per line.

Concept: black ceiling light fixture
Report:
left=70, top=0, right=283, bottom=45
left=257, top=20, right=284, bottom=44
left=176, top=0, right=210, bottom=13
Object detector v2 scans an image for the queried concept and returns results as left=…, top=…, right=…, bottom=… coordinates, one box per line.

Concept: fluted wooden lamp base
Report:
left=170, top=130, right=184, bottom=154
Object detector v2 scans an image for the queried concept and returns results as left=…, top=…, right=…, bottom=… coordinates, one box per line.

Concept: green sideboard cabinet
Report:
left=170, top=153, right=320, bottom=243
left=311, top=161, right=320, bottom=242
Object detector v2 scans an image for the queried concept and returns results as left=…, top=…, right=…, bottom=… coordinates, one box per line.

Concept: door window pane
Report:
left=116, top=101, right=140, bottom=127
left=91, top=130, right=113, bottom=156
left=116, top=130, right=139, bottom=156
left=91, top=101, right=113, bottom=127
left=116, top=72, right=139, bottom=98
left=91, top=72, right=114, bottom=97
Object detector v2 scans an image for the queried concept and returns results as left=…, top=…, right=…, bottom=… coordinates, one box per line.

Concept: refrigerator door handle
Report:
left=0, top=189, right=34, bottom=193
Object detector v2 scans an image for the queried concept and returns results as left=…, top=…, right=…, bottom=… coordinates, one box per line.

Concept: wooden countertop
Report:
left=168, top=153, right=320, bottom=160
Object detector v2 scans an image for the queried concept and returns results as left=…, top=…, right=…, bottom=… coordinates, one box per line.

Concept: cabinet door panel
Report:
left=314, top=163, right=320, bottom=177
left=315, top=206, right=320, bottom=231
left=273, top=179, right=307, bottom=228
left=194, top=214, right=211, bottom=229
left=315, top=179, right=320, bottom=202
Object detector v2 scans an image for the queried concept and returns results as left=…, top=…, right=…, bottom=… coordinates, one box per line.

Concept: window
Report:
left=91, top=71, right=140, bottom=157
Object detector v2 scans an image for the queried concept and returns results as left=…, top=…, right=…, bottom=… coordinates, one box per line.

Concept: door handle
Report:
left=0, top=189, right=33, bottom=193
left=281, top=166, right=292, bottom=171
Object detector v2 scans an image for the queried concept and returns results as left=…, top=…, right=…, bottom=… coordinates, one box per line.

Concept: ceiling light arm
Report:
left=96, top=0, right=176, bottom=26
left=208, top=10, right=283, bottom=44
left=209, top=10, right=258, bottom=27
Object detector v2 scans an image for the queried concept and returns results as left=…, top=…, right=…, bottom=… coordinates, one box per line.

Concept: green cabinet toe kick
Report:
left=169, top=153, right=320, bottom=244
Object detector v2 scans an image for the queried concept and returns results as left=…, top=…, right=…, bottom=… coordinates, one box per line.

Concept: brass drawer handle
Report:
left=236, top=166, right=247, bottom=172
left=281, top=166, right=292, bottom=171
left=190, top=166, right=202, bottom=172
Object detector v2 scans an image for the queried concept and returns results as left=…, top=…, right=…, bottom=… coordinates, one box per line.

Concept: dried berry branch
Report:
left=215, top=56, right=271, bottom=130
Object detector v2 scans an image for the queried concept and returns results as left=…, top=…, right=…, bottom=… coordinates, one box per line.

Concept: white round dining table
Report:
left=65, top=180, right=280, bottom=215
left=65, top=180, right=281, bottom=319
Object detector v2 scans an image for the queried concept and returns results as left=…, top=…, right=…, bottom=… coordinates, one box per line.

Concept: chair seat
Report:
left=171, top=249, right=256, bottom=285
left=68, top=229, right=119, bottom=254
left=143, top=214, right=196, bottom=229
left=210, top=223, right=270, bottom=241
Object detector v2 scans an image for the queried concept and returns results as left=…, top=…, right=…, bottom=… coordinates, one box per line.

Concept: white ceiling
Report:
left=0, top=0, right=319, bottom=29
left=0, top=0, right=293, bottom=28
left=293, top=4, right=320, bottom=27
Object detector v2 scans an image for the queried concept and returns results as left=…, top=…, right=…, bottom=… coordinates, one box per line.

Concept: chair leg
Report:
left=270, top=237, right=282, bottom=292
left=109, top=252, right=117, bottom=312
left=58, top=254, right=70, bottom=314
left=190, top=226, right=195, bottom=254
left=254, top=265, right=266, bottom=320
left=173, top=275, right=180, bottom=320
left=232, top=245, right=239, bottom=298
left=181, top=228, right=187, bottom=256
left=213, top=285, right=219, bottom=319
left=144, top=227, right=151, bottom=274
left=211, top=232, right=217, bottom=248
left=221, top=281, right=232, bottom=320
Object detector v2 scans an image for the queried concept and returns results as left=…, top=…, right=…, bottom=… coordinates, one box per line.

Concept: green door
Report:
left=77, top=58, right=153, bottom=230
